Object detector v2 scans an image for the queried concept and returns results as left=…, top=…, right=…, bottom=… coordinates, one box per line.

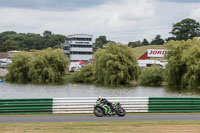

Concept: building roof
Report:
left=68, top=34, right=93, bottom=38
left=0, top=52, right=8, bottom=59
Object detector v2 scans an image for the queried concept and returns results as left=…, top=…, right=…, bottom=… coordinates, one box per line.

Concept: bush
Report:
left=6, top=48, right=70, bottom=84
left=73, top=64, right=95, bottom=83
left=139, top=65, right=164, bottom=86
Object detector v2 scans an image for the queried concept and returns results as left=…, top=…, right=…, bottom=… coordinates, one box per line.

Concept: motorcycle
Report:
left=93, top=100, right=126, bottom=117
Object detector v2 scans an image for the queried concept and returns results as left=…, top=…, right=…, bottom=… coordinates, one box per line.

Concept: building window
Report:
left=70, top=51, right=93, bottom=55
left=69, top=38, right=92, bottom=41
left=70, top=44, right=92, bottom=48
left=64, top=46, right=70, bottom=50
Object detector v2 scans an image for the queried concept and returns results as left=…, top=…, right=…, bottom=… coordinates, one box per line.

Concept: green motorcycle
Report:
left=93, top=100, right=126, bottom=117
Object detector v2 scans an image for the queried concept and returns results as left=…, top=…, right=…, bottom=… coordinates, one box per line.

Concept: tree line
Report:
left=93, top=18, right=200, bottom=49
left=128, top=18, right=200, bottom=48
left=1, top=18, right=199, bottom=52
left=5, top=38, right=200, bottom=90
left=0, top=30, right=66, bottom=52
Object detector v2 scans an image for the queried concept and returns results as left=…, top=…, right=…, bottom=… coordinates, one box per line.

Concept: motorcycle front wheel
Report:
left=94, top=107, right=104, bottom=117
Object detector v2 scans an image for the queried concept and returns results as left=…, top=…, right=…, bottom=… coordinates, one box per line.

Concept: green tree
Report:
left=141, top=38, right=149, bottom=45
left=28, top=48, right=70, bottom=84
left=164, top=38, right=193, bottom=88
left=128, top=41, right=141, bottom=48
left=93, top=35, right=108, bottom=51
left=94, top=42, right=139, bottom=85
left=0, top=31, right=17, bottom=51
left=43, top=30, right=52, bottom=38
left=0, top=30, right=67, bottom=51
left=6, top=48, right=70, bottom=84
left=2, top=40, right=18, bottom=51
left=170, top=18, right=200, bottom=41
left=73, top=64, right=95, bottom=83
left=139, top=65, right=164, bottom=86
left=181, top=38, right=200, bottom=89
left=6, top=52, right=32, bottom=83
left=151, top=35, right=165, bottom=45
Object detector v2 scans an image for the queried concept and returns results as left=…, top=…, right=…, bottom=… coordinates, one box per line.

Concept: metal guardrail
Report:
left=149, top=97, right=200, bottom=112
left=0, top=98, right=52, bottom=114
left=1, top=97, right=200, bottom=114
left=53, top=97, right=149, bottom=114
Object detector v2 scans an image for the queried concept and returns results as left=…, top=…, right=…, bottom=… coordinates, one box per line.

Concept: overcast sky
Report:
left=0, top=0, right=200, bottom=43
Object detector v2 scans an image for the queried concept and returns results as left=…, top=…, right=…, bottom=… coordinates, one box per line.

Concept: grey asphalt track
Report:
left=1, top=114, right=200, bottom=123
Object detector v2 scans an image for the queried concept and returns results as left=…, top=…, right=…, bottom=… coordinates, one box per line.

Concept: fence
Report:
left=0, top=98, right=52, bottom=114
left=149, top=97, right=200, bottom=112
left=1, top=97, right=200, bottom=114
left=53, top=97, right=148, bottom=114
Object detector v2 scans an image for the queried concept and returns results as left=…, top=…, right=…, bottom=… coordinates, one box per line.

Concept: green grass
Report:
left=0, top=120, right=200, bottom=133
left=133, top=45, right=165, bottom=58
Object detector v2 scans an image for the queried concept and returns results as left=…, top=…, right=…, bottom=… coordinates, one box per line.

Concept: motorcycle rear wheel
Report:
left=116, top=108, right=126, bottom=117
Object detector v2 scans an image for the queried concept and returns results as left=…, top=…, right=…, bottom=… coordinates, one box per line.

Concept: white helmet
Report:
left=98, top=96, right=103, bottom=100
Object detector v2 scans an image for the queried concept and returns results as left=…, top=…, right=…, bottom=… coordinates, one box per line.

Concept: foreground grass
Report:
left=2, top=112, right=200, bottom=117
left=1, top=120, right=200, bottom=133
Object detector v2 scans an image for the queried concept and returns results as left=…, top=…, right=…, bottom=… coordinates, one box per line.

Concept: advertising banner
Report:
left=147, top=49, right=168, bottom=58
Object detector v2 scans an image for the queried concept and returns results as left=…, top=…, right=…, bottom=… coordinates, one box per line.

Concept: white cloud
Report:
left=190, top=8, right=200, bottom=21
left=0, top=0, right=200, bottom=43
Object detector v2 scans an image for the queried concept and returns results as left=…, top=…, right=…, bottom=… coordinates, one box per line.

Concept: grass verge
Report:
left=1, top=112, right=200, bottom=117
left=0, top=120, right=200, bottom=133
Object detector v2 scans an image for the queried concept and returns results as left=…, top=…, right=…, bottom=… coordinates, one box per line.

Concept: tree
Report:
left=139, top=65, right=164, bottom=86
left=0, top=30, right=67, bottom=51
left=164, top=38, right=200, bottom=89
left=93, top=35, right=108, bottom=51
left=2, top=40, right=18, bottom=51
left=6, top=52, right=32, bottom=83
left=73, top=64, right=95, bottom=83
left=6, top=48, right=70, bottom=84
left=43, top=30, right=52, bottom=38
left=165, top=37, right=176, bottom=42
left=128, top=41, right=141, bottom=48
left=170, top=18, right=200, bottom=41
left=28, top=48, right=70, bottom=84
left=151, top=35, right=165, bottom=45
left=94, top=42, right=139, bottom=85
left=181, top=38, right=200, bottom=89
left=141, top=38, right=149, bottom=45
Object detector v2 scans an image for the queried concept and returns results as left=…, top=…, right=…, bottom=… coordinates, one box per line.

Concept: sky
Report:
left=0, top=0, right=200, bottom=44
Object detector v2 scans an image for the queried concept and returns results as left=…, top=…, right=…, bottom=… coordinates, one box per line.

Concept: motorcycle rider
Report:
left=97, top=96, right=115, bottom=114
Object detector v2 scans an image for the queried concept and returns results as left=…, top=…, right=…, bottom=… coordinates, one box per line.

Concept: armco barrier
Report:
left=1, top=97, right=200, bottom=114
left=53, top=97, right=149, bottom=114
left=149, top=97, right=200, bottom=112
left=0, top=98, right=52, bottom=114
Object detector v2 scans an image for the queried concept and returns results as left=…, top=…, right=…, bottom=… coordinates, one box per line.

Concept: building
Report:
left=138, top=49, right=168, bottom=68
left=61, top=34, right=93, bottom=63
left=0, top=52, right=8, bottom=59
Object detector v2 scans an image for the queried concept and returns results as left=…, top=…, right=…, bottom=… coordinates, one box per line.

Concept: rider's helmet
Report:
left=98, top=96, right=103, bottom=101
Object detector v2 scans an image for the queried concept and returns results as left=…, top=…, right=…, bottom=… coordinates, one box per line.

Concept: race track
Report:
left=1, top=114, right=200, bottom=123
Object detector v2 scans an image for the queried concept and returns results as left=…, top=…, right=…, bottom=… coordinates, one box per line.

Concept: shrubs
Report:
left=139, top=65, right=164, bottom=86
left=73, top=64, right=95, bottom=83
left=6, top=48, right=69, bottom=84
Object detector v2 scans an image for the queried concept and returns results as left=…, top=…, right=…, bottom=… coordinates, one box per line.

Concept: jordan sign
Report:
left=147, top=49, right=168, bottom=58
